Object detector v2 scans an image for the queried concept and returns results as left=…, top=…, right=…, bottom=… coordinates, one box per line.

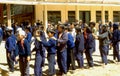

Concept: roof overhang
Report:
left=0, top=0, right=120, bottom=6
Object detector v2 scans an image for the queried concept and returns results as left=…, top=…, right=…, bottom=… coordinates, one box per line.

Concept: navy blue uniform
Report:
left=85, top=33, right=94, bottom=67
left=75, top=33, right=84, bottom=68
left=33, top=38, right=43, bottom=76
left=99, top=24, right=102, bottom=34
left=5, top=35, right=16, bottom=72
left=112, top=29, right=120, bottom=62
left=41, top=37, right=56, bottom=76
left=57, top=32, right=68, bottom=74
left=17, top=39, right=31, bottom=76
left=98, top=32, right=109, bottom=65
left=0, top=28, right=3, bottom=44
left=26, top=32, right=32, bottom=44
left=40, top=31, right=47, bottom=66
left=67, top=32, right=75, bottom=71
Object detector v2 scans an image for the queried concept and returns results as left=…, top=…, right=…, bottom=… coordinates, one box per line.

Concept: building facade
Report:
left=35, top=5, right=120, bottom=24
left=1, top=0, right=120, bottom=27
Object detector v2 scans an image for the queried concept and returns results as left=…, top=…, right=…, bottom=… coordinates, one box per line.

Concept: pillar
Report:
left=108, top=8, right=113, bottom=22
left=44, top=5, right=48, bottom=31
left=35, top=5, right=43, bottom=22
left=91, top=7, right=96, bottom=22
left=61, top=5, right=67, bottom=23
left=101, top=6, right=105, bottom=24
left=6, top=4, right=11, bottom=27
left=75, top=5, right=79, bottom=21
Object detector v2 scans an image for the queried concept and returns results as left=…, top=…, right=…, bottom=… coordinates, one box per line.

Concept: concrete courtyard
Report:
left=0, top=40, right=120, bottom=76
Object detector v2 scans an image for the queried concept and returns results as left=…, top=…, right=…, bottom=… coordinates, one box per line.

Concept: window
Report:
left=48, top=11, right=61, bottom=24
left=96, top=11, right=101, bottom=23
left=68, top=11, right=75, bottom=23
left=79, top=11, right=91, bottom=24
left=105, top=11, right=108, bottom=22
left=113, top=11, right=120, bottom=22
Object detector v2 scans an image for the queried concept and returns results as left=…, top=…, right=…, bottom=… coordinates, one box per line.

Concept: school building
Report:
left=0, top=0, right=120, bottom=28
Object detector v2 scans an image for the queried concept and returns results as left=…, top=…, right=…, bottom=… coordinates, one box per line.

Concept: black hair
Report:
left=47, top=29, right=56, bottom=35
left=58, top=24, right=65, bottom=30
left=75, top=27, right=82, bottom=33
left=25, top=27, right=31, bottom=32
left=102, top=25, right=108, bottom=33
left=89, top=22, right=96, bottom=27
left=68, top=27, right=72, bottom=32
left=86, top=27, right=92, bottom=33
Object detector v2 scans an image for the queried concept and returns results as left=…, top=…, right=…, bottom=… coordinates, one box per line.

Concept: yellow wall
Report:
left=35, top=5, right=120, bottom=23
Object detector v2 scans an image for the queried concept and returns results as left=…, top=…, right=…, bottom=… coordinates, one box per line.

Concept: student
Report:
left=69, top=23, right=76, bottom=41
left=0, top=26, right=3, bottom=44
left=5, top=27, right=16, bottom=72
left=25, top=27, right=32, bottom=44
left=57, top=25, right=68, bottom=75
left=112, top=23, right=120, bottom=63
left=66, top=27, right=76, bottom=72
left=32, top=30, right=43, bottom=76
left=89, top=22, right=96, bottom=52
left=41, top=29, right=56, bottom=76
left=40, top=26, right=47, bottom=67
left=75, top=27, right=84, bottom=69
left=85, top=27, right=94, bottom=69
left=16, top=30, right=30, bottom=76
left=97, top=25, right=109, bottom=67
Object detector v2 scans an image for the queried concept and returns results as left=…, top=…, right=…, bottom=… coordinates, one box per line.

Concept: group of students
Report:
left=3, top=20, right=120, bottom=76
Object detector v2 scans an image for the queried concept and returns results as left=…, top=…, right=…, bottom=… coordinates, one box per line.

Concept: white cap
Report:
left=17, top=27, right=22, bottom=32
left=6, top=27, right=13, bottom=31
left=18, top=30, right=26, bottom=36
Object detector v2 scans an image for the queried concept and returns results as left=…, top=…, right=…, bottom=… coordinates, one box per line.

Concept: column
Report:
left=6, top=4, right=11, bottom=27
left=44, top=5, right=48, bottom=31
left=35, top=5, right=43, bottom=22
left=101, top=6, right=105, bottom=24
left=75, top=5, right=79, bottom=21
left=108, top=8, right=113, bottom=22
left=61, top=5, right=67, bottom=23
left=91, top=7, right=96, bottom=22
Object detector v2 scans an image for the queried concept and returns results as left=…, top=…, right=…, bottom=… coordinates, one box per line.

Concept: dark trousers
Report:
left=41, top=47, right=46, bottom=66
left=19, top=56, right=29, bottom=76
left=99, top=45, right=108, bottom=65
left=67, top=48, right=75, bottom=71
left=76, top=51, right=84, bottom=68
left=0, top=36, right=2, bottom=45
left=6, top=51, right=14, bottom=72
left=113, top=43, right=120, bottom=62
left=57, top=49, right=67, bottom=74
left=47, top=54, right=56, bottom=76
left=34, top=53, right=42, bottom=76
left=85, top=48, right=94, bottom=67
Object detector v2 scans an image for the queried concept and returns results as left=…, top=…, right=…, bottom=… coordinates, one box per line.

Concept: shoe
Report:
left=117, top=62, right=120, bottom=65
left=9, top=71, right=14, bottom=74
left=89, top=67, right=94, bottom=70
left=70, top=70, right=75, bottom=74
left=62, top=73, right=67, bottom=76
left=113, top=60, right=117, bottom=64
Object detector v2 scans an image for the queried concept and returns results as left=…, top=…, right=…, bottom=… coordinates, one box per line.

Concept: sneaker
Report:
left=113, top=60, right=117, bottom=64
left=70, top=70, right=75, bottom=74
left=9, top=71, right=14, bottom=74
left=62, top=73, right=67, bottom=76
left=89, top=67, right=94, bottom=70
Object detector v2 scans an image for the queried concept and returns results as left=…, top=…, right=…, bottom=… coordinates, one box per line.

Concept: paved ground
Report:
left=0, top=40, right=120, bottom=76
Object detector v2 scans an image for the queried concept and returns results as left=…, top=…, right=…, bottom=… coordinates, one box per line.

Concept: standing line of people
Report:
left=3, top=20, right=120, bottom=76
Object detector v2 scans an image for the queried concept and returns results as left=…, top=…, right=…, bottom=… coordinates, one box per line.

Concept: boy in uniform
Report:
left=16, top=30, right=31, bottom=76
